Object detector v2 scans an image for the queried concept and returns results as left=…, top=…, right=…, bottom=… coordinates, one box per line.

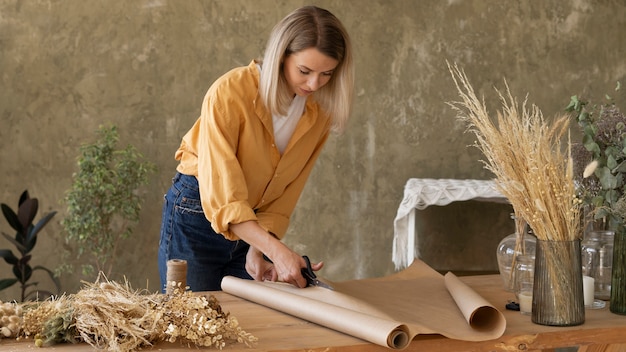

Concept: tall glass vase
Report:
left=610, top=224, right=626, bottom=314
left=532, top=239, right=585, bottom=326
left=581, top=230, right=614, bottom=300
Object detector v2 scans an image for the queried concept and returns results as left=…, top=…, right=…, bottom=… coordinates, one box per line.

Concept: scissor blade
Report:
left=311, top=278, right=334, bottom=290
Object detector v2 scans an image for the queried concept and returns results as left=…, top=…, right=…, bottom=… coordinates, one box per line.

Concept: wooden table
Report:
left=3, top=274, right=626, bottom=351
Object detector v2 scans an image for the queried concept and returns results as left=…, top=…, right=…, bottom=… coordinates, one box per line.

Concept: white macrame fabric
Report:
left=392, top=178, right=507, bottom=270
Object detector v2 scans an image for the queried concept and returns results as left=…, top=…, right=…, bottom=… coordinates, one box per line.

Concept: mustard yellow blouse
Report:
left=175, top=60, right=331, bottom=240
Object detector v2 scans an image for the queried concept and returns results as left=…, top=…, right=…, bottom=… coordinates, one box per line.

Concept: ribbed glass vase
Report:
left=532, top=239, right=585, bottom=326
left=610, top=225, right=626, bottom=314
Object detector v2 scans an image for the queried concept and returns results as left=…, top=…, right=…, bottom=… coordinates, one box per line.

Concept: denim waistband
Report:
left=173, top=172, right=199, bottom=191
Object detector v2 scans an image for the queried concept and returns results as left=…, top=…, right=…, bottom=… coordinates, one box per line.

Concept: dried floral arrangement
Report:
left=447, top=64, right=586, bottom=323
left=447, top=63, right=581, bottom=243
left=0, top=277, right=257, bottom=351
left=567, top=85, right=626, bottom=227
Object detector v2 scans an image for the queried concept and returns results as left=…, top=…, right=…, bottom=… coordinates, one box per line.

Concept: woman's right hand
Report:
left=267, top=243, right=309, bottom=288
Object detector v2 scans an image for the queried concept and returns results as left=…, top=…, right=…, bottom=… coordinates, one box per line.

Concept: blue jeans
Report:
left=158, top=172, right=252, bottom=292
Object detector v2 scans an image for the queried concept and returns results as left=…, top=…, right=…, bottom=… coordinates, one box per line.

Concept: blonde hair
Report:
left=259, top=6, right=354, bottom=133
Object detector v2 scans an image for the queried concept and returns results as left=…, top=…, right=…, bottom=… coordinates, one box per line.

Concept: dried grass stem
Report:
left=448, top=63, right=580, bottom=241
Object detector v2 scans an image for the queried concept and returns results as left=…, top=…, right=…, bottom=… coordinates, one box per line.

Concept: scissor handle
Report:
left=301, top=255, right=317, bottom=287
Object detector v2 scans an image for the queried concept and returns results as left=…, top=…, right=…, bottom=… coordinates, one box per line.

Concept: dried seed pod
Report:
left=1, top=326, right=12, bottom=338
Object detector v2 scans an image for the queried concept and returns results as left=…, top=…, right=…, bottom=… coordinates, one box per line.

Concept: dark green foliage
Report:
left=0, top=190, right=61, bottom=301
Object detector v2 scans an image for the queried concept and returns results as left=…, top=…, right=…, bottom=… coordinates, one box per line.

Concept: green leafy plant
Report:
left=60, top=124, right=156, bottom=278
left=0, top=190, right=61, bottom=301
left=568, top=82, right=625, bottom=225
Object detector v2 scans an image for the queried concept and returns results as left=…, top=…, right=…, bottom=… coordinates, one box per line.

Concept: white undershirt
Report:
left=257, top=64, right=306, bottom=154
left=273, top=95, right=306, bottom=154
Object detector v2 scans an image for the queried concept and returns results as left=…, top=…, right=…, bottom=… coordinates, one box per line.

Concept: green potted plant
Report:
left=0, top=190, right=60, bottom=301
left=59, top=124, right=156, bottom=279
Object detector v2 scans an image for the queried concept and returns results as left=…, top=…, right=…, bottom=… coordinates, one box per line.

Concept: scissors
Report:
left=301, top=255, right=334, bottom=290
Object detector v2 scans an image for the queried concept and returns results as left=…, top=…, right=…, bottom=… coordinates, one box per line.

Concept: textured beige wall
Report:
left=0, top=0, right=624, bottom=299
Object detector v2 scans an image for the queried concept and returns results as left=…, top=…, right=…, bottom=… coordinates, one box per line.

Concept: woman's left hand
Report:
left=246, top=246, right=277, bottom=282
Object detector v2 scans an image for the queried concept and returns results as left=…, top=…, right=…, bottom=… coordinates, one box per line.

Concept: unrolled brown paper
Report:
left=221, top=259, right=506, bottom=350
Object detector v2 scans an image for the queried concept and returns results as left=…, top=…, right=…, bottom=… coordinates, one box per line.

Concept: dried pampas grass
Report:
left=72, top=279, right=157, bottom=351
left=447, top=62, right=581, bottom=242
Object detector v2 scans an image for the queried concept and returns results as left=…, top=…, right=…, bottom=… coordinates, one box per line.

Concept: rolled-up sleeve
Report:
left=197, top=90, right=258, bottom=239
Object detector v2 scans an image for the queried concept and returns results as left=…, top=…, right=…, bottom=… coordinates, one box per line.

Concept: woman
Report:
left=158, top=5, right=354, bottom=291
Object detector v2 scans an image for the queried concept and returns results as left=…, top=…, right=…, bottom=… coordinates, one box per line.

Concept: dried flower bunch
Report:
left=156, top=283, right=257, bottom=349
left=3, top=276, right=257, bottom=351
left=21, top=295, right=77, bottom=346
left=448, top=63, right=581, bottom=242
left=0, top=301, right=22, bottom=338
left=567, top=86, right=626, bottom=226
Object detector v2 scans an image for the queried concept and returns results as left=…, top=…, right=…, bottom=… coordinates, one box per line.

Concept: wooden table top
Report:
left=3, top=274, right=626, bottom=351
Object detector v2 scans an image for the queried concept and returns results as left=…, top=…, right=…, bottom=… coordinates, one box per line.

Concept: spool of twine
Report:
left=166, top=259, right=188, bottom=294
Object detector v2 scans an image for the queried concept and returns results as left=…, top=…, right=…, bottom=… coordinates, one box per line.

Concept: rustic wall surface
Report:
left=1, top=0, right=624, bottom=299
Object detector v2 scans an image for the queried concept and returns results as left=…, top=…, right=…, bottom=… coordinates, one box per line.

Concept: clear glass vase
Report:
left=532, top=239, right=585, bottom=326
left=496, top=215, right=536, bottom=292
left=581, top=231, right=601, bottom=279
left=596, top=230, right=614, bottom=300
left=581, top=230, right=615, bottom=300
left=513, top=254, right=535, bottom=315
